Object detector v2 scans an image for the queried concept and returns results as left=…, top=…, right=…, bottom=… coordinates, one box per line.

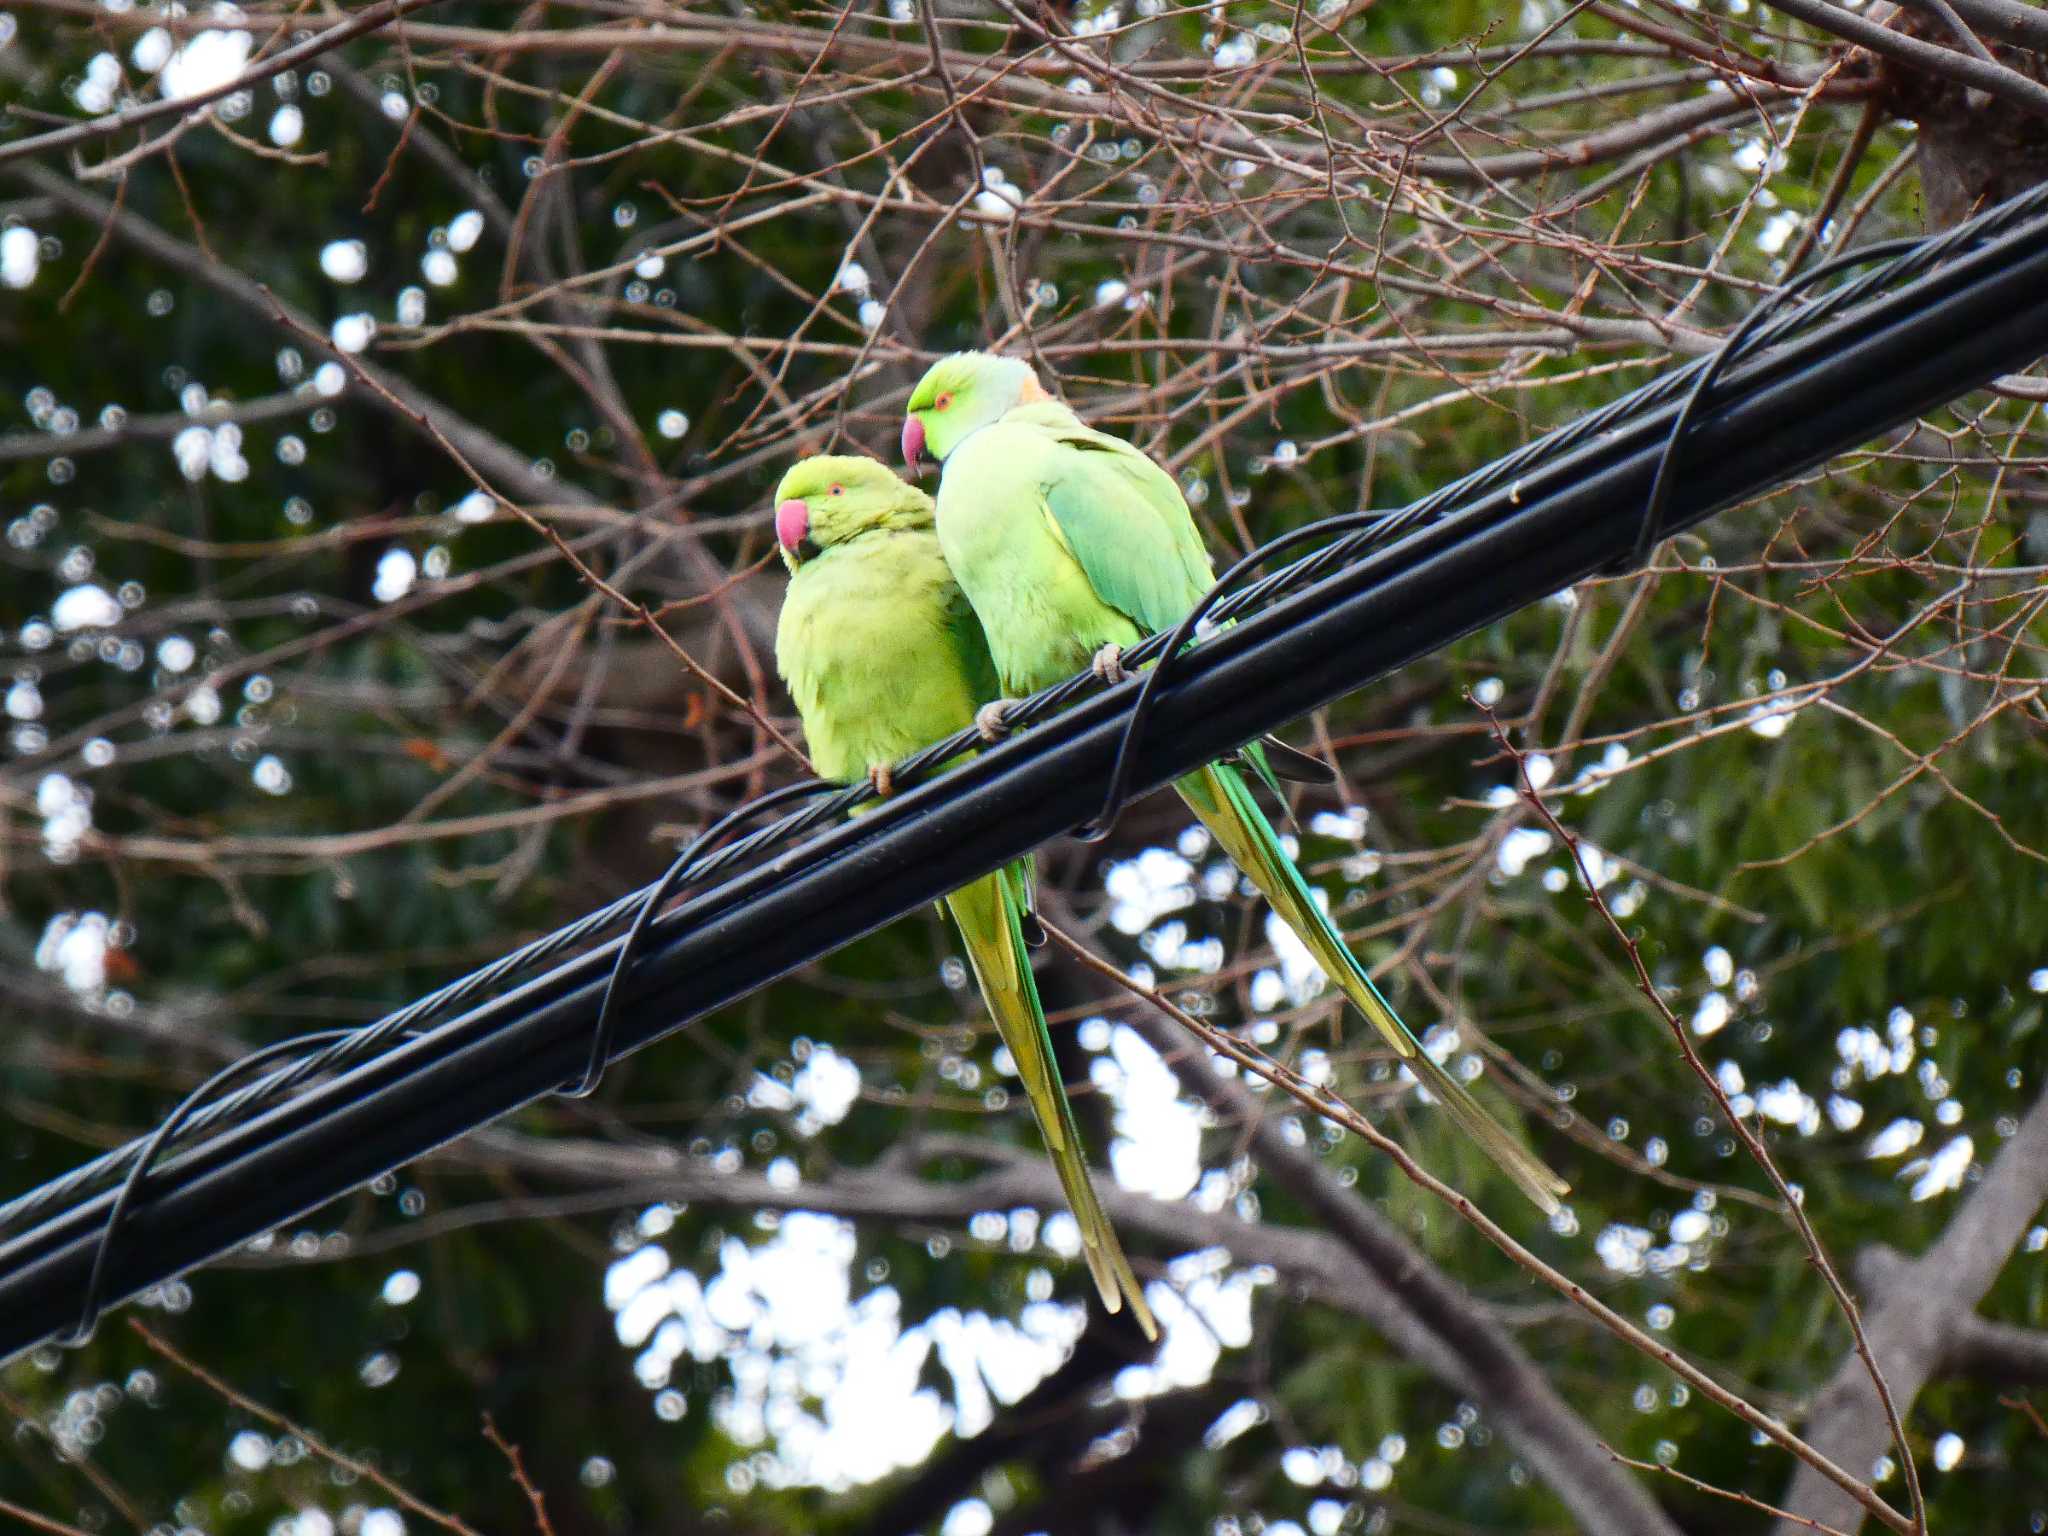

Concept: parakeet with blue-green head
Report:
left=901, top=356, right=1568, bottom=1215
left=772, top=453, right=1158, bottom=1336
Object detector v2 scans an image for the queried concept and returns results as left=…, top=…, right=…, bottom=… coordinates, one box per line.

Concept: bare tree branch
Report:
left=1760, top=0, right=2048, bottom=117
left=1774, top=1086, right=2048, bottom=1534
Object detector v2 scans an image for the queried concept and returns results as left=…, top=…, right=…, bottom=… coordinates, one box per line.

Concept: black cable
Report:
left=1074, top=510, right=1406, bottom=840
left=564, top=779, right=836, bottom=1098
left=6, top=182, right=2048, bottom=1356
left=64, top=1028, right=369, bottom=1345
left=1635, top=236, right=1929, bottom=566
left=3, top=210, right=1996, bottom=1237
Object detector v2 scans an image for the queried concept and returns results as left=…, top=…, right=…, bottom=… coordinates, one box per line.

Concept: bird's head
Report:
left=773, top=455, right=934, bottom=571
left=902, top=351, right=1049, bottom=473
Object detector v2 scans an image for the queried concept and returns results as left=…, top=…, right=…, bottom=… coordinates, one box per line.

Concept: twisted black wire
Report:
left=10, top=184, right=2042, bottom=1251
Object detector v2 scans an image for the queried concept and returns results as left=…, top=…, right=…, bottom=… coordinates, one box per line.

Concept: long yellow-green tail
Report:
left=1176, top=761, right=1569, bottom=1215
left=944, top=862, right=1160, bottom=1339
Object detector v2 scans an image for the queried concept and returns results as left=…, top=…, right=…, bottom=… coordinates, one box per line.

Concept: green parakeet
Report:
left=772, top=454, right=1159, bottom=1336
left=903, top=356, right=1568, bottom=1215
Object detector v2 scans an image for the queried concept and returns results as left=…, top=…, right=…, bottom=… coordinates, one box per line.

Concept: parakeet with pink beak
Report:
left=903, top=355, right=1568, bottom=1215
left=772, top=453, right=1158, bottom=1337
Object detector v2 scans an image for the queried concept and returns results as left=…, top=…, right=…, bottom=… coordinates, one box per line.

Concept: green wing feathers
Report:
left=944, top=862, right=1160, bottom=1339
left=1175, top=763, right=1569, bottom=1216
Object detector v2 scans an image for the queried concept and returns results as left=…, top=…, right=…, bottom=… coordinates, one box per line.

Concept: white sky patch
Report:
left=39, top=771, right=94, bottom=859
left=790, top=1043, right=862, bottom=1133
left=1837, top=1024, right=1907, bottom=1079
left=1756, top=210, right=1801, bottom=256
left=1104, top=1025, right=1201, bottom=1200
left=37, top=910, right=109, bottom=991
left=171, top=423, right=249, bottom=483
left=1595, top=1223, right=1653, bottom=1276
left=1568, top=740, right=1632, bottom=795
left=1105, top=845, right=1197, bottom=934
left=6, top=677, right=42, bottom=721
left=1213, top=32, right=1256, bottom=67
left=1755, top=1079, right=1820, bottom=1136
left=268, top=104, right=303, bottom=147
left=1495, top=826, right=1552, bottom=878
left=1141, top=919, right=1224, bottom=975
left=132, top=26, right=174, bottom=74
left=1904, top=1135, right=1973, bottom=1201
left=1866, top=1117, right=1924, bottom=1160
left=1691, top=992, right=1731, bottom=1038
left=972, top=167, right=1023, bottom=221
left=1747, top=700, right=1798, bottom=738
left=746, top=1074, right=796, bottom=1114
left=1, top=226, right=40, bottom=290
left=1264, top=909, right=1328, bottom=1005
left=1703, top=945, right=1734, bottom=987
left=331, top=313, right=376, bottom=353
left=450, top=491, right=496, bottom=524
left=252, top=753, right=292, bottom=795
left=1670, top=1209, right=1710, bottom=1243
left=1309, top=806, right=1369, bottom=842
left=1205, top=1398, right=1264, bottom=1449
left=319, top=240, right=368, bottom=283
left=1113, top=1250, right=1264, bottom=1400
left=161, top=26, right=253, bottom=102
left=372, top=548, right=417, bottom=603
left=53, top=583, right=121, bottom=631
left=75, top=51, right=122, bottom=114
left=446, top=210, right=486, bottom=253
left=607, top=1214, right=1089, bottom=1491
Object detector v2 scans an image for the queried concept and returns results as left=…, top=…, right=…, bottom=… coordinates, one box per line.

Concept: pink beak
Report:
left=775, top=498, right=810, bottom=553
left=901, top=415, right=926, bottom=475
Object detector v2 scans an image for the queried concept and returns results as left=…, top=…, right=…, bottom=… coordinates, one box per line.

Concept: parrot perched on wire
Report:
left=901, top=354, right=1568, bottom=1215
left=771, top=453, right=1158, bottom=1337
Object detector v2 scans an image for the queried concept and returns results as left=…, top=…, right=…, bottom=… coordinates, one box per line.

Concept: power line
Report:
left=5, top=188, right=2048, bottom=1360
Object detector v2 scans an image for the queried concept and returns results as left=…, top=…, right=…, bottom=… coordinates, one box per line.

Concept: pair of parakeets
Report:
left=772, top=352, right=1566, bottom=1339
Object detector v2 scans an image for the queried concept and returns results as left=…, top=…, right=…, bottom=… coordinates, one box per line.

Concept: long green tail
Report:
left=945, top=862, right=1160, bottom=1338
left=1176, top=761, right=1569, bottom=1215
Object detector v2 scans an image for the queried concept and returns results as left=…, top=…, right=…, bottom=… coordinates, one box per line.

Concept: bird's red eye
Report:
left=935, top=392, right=954, bottom=411
left=830, top=483, right=843, bottom=496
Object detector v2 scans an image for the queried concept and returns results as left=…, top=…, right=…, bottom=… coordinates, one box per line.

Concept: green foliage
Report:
left=4, top=0, right=2048, bottom=1532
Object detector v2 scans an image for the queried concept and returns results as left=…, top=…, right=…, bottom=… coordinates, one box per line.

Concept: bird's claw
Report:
left=867, top=762, right=895, bottom=799
left=1091, top=643, right=1129, bottom=685
left=976, top=700, right=1017, bottom=741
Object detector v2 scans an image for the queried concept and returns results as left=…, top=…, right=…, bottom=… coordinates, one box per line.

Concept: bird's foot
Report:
left=867, top=762, right=895, bottom=799
left=976, top=700, right=1017, bottom=741
left=1091, top=643, right=1129, bottom=685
